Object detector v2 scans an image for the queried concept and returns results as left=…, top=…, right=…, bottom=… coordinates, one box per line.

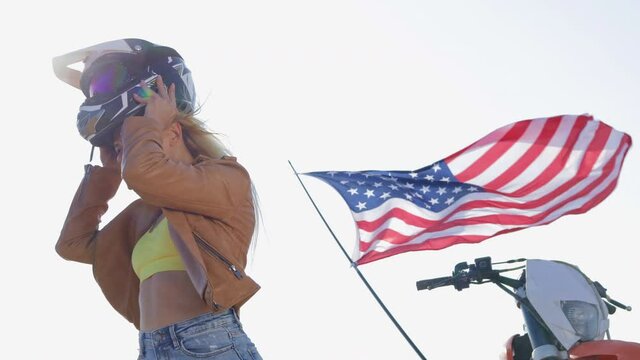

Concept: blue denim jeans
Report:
left=138, top=309, right=262, bottom=360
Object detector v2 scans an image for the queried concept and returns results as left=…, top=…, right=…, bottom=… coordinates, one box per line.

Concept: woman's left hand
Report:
left=133, top=75, right=177, bottom=128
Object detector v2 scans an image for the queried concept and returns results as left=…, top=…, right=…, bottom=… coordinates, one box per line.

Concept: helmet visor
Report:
left=88, top=61, right=135, bottom=97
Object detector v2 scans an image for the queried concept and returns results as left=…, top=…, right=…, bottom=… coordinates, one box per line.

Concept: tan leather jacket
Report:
left=55, top=116, right=260, bottom=330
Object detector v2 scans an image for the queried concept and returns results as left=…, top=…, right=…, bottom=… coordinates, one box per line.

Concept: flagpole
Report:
left=288, top=160, right=427, bottom=360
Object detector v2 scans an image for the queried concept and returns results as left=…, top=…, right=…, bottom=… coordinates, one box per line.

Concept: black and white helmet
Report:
left=53, top=38, right=196, bottom=146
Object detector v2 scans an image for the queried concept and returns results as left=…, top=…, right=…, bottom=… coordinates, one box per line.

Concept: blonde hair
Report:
left=176, top=112, right=229, bottom=159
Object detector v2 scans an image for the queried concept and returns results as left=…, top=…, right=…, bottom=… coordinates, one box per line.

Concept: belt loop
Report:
left=231, top=307, right=243, bottom=328
left=169, top=325, right=180, bottom=349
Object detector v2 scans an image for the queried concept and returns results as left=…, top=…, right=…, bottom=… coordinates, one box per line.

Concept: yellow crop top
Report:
left=131, top=218, right=186, bottom=282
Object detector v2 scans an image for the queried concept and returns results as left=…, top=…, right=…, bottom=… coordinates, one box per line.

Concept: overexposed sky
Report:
left=2, top=1, right=639, bottom=359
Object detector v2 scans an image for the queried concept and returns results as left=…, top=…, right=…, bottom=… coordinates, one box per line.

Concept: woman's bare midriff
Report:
left=139, top=270, right=212, bottom=331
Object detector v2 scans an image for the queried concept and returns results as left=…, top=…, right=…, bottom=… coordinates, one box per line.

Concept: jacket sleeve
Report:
left=56, top=164, right=122, bottom=264
left=119, top=116, right=252, bottom=220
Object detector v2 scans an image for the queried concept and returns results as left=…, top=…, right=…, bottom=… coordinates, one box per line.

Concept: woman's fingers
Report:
left=156, top=75, right=169, bottom=98
left=169, top=83, right=176, bottom=105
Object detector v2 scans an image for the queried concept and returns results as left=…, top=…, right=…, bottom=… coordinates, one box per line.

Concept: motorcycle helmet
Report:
left=53, top=38, right=196, bottom=147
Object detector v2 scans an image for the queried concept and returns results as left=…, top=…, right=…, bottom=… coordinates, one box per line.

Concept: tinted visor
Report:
left=81, top=53, right=141, bottom=98
left=88, top=62, right=133, bottom=97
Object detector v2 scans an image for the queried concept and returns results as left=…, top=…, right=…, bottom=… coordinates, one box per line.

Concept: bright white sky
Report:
left=2, top=1, right=639, bottom=359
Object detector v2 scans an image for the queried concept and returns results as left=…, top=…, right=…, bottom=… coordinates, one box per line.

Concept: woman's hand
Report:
left=133, top=75, right=178, bottom=129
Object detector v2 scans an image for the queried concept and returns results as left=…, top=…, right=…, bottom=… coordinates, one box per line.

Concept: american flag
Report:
left=304, top=114, right=632, bottom=265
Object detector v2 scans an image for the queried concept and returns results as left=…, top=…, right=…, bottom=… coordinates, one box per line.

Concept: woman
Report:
left=53, top=39, right=263, bottom=359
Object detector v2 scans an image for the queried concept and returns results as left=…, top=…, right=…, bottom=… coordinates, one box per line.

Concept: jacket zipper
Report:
left=193, top=232, right=244, bottom=279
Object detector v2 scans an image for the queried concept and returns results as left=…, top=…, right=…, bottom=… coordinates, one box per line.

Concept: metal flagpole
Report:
left=288, top=160, right=427, bottom=360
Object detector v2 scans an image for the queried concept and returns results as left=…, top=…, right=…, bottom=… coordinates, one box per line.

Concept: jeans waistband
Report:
left=138, top=309, right=238, bottom=346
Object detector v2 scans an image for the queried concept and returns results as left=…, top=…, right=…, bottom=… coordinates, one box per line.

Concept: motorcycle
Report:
left=416, top=257, right=640, bottom=359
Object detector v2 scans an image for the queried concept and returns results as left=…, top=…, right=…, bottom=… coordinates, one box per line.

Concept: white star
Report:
left=414, top=192, right=423, bottom=199
left=356, top=202, right=367, bottom=210
left=424, top=203, right=432, bottom=209
left=468, top=186, right=479, bottom=192
left=437, top=187, right=447, bottom=196
left=420, top=185, right=431, bottom=194
left=346, top=172, right=356, bottom=177
left=357, top=181, right=365, bottom=185
left=404, top=193, right=413, bottom=200
left=348, top=188, right=359, bottom=195
left=452, top=186, right=462, bottom=194
left=403, top=182, right=415, bottom=189
left=445, top=197, right=455, bottom=205
left=389, top=184, right=399, bottom=191
left=389, top=176, right=398, bottom=182
left=340, top=180, right=349, bottom=185
left=429, top=198, right=439, bottom=205
left=425, top=174, right=434, bottom=181
left=380, top=192, right=391, bottom=200
left=440, top=176, right=450, bottom=183
left=364, top=189, right=375, bottom=198
left=409, top=172, right=418, bottom=178
left=363, top=174, right=371, bottom=178
left=432, top=163, right=442, bottom=173
left=327, top=171, right=338, bottom=176
left=373, top=182, right=383, bottom=188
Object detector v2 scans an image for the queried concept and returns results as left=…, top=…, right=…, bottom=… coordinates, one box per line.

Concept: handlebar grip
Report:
left=416, top=276, right=453, bottom=291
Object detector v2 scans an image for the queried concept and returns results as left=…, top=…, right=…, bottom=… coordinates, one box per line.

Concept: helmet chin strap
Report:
left=89, top=145, right=96, bottom=163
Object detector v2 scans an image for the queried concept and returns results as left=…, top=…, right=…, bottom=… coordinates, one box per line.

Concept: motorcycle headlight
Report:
left=561, top=300, right=599, bottom=341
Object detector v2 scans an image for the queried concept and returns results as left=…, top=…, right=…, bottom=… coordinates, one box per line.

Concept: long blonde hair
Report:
left=177, top=113, right=229, bottom=159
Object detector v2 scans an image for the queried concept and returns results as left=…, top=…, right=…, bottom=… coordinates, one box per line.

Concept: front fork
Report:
left=521, top=306, right=567, bottom=360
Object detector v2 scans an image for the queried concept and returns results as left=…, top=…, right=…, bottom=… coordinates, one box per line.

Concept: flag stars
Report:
left=429, top=198, right=439, bottom=205
left=340, top=180, right=349, bottom=185
left=403, top=182, right=415, bottom=189
left=452, top=186, right=462, bottom=194
left=420, top=185, right=431, bottom=194
left=356, top=202, right=367, bottom=210
left=440, top=176, right=451, bottom=183
left=373, top=182, right=383, bottom=188
left=380, top=192, right=391, bottom=200
left=327, top=171, right=338, bottom=176
left=364, top=189, right=375, bottom=198
left=404, top=193, right=413, bottom=200
left=414, top=192, right=423, bottom=199
left=432, top=163, right=442, bottom=173
left=389, top=184, right=399, bottom=191
left=424, top=174, right=435, bottom=181
left=437, top=187, right=447, bottom=196
left=468, top=186, right=479, bottom=192
left=409, top=172, right=418, bottom=178
left=357, top=181, right=365, bottom=185
left=445, top=197, right=455, bottom=205
left=348, top=188, right=359, bottom=195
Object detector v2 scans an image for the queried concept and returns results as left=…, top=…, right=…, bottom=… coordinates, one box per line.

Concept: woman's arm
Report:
left=55, top=164, right=121, bottom=264
left=120, top=116, right=252, bottom=220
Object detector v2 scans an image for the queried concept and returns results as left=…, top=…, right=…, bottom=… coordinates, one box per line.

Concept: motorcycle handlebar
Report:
left=416, top=276, right=454, bottom=291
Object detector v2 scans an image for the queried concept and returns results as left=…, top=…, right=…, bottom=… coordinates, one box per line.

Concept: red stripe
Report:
left=357, top=235, right=488, bottom=265
left=454, top=120, right=531, bottom=183
left=357, top=137, right=628, bottom=254
left=483, top=117, right=562, bottom=190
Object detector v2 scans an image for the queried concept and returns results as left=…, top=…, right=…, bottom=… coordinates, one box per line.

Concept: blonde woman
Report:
left=54, top=38, right=262, bottom=360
